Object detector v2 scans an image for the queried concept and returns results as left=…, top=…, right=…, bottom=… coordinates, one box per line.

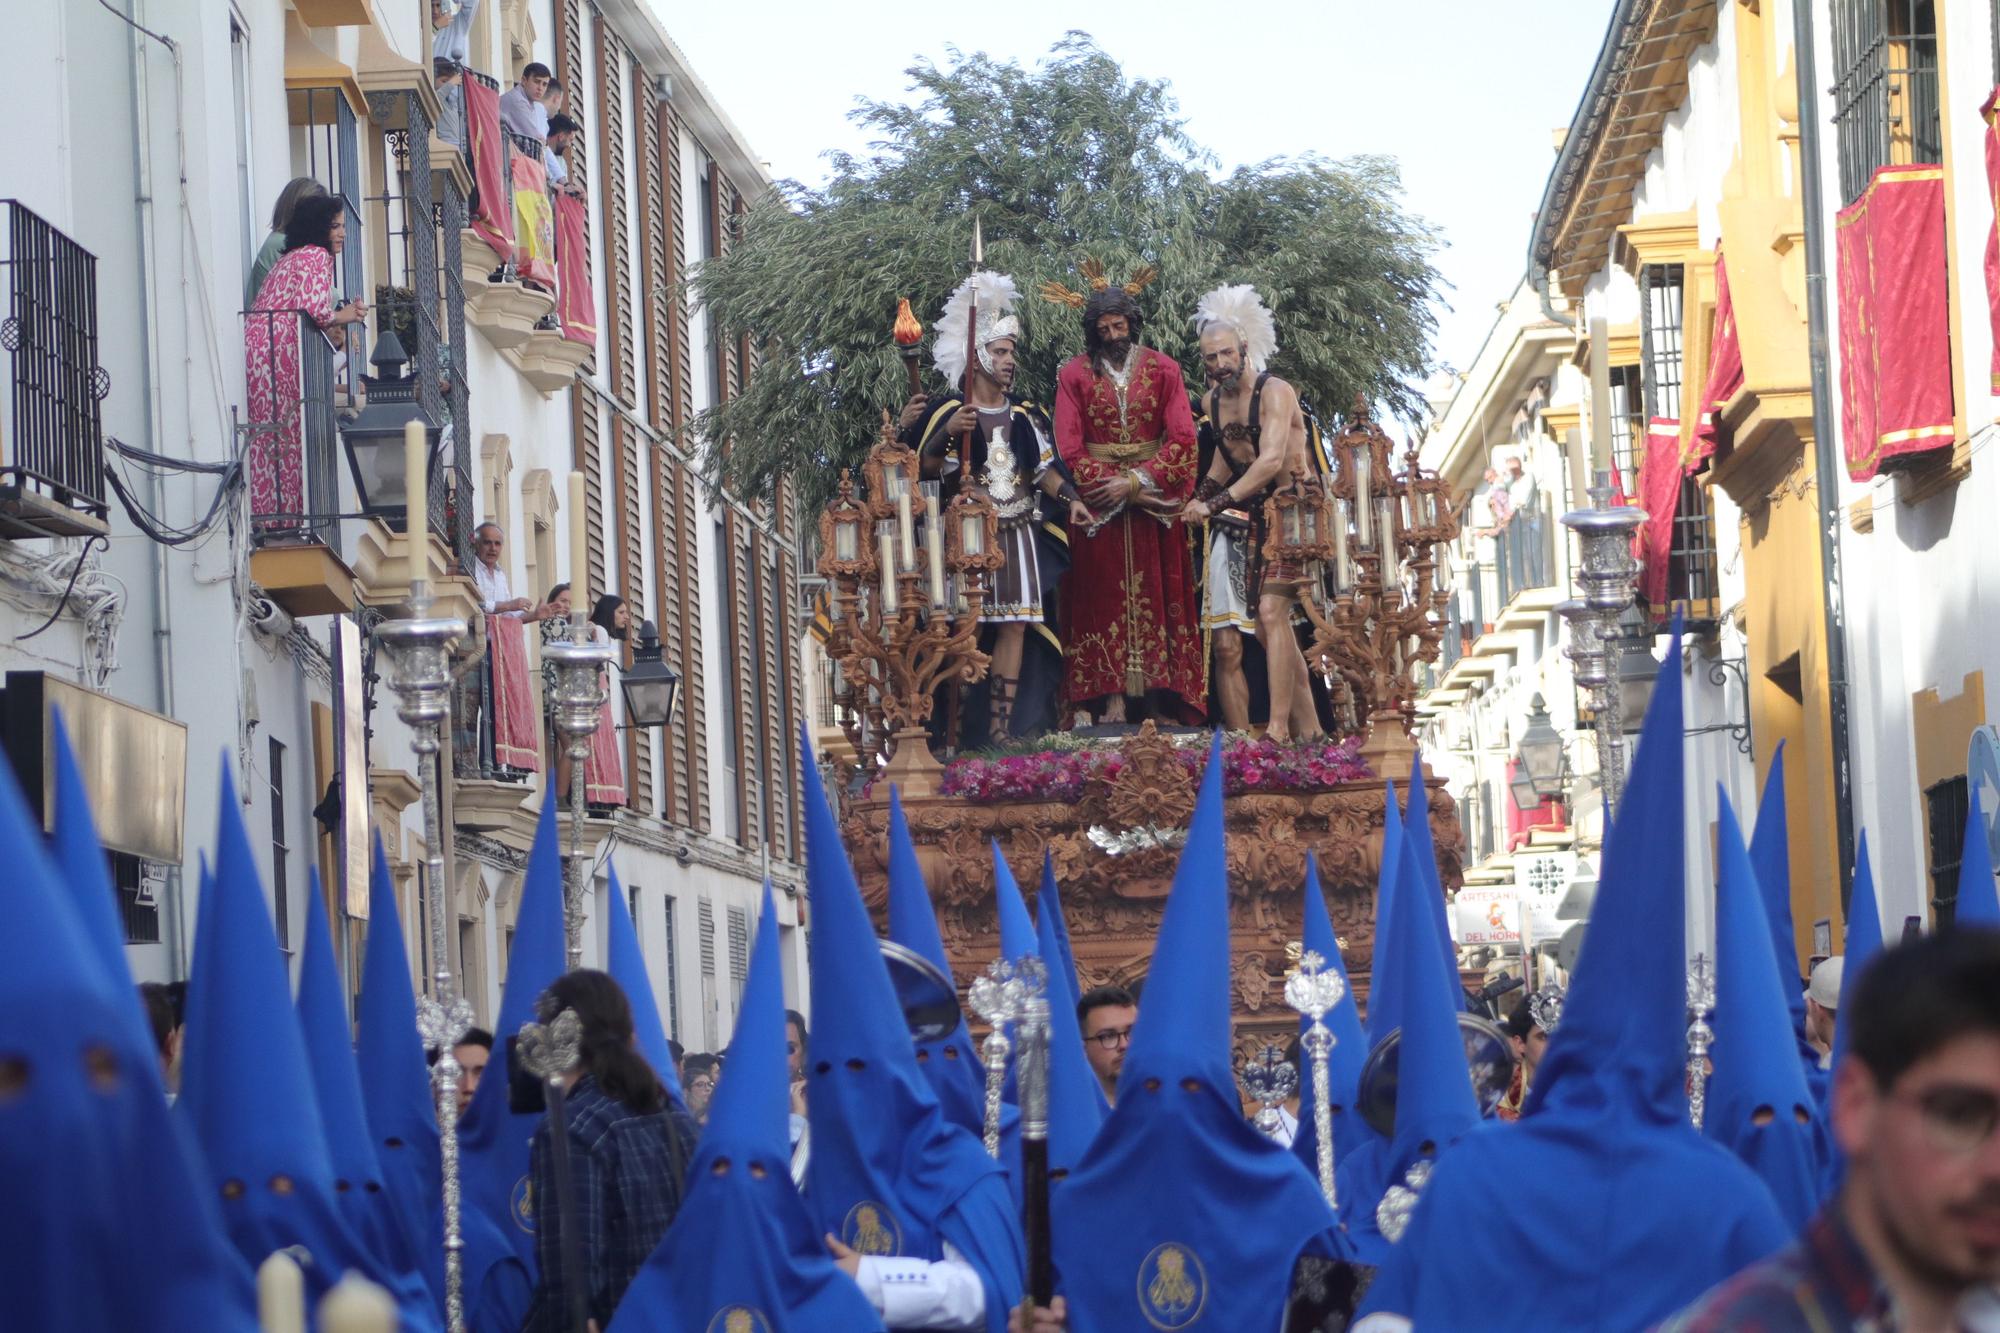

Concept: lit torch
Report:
left=893, top=297, right=924, bottom=400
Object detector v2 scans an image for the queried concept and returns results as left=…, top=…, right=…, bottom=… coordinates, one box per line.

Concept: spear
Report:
left=958, top=215, right=983, bottom=483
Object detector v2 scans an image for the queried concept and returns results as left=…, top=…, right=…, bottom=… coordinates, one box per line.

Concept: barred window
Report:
left=1926, top=775, right=1969, bottom=928
left=1608, top=363, right=1646, bottom=497
left=1638, top=265, right=1685, bottom=427
left=1831, top=0, right=1941, bottom=204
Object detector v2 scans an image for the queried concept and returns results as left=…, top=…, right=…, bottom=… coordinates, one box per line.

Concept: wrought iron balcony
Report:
left=0, top=200, right=111, bottom=539
left=242, top=308, right=348, bottom=551
left=1491, top=498, right=1556, bottom=611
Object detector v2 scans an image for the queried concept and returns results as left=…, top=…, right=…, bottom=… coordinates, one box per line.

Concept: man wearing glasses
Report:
left=1663, top=928, right=2000, bottom=1331
left=1076, top=985, right=1138, bottom=1107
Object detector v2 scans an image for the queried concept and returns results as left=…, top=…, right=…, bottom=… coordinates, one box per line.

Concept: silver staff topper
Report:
left=1285, top=947, right=1347, bottom=1209
left=1239, top=1044, right=1299, bottom=1141
left=967, top=957, right=1036, bottom=1158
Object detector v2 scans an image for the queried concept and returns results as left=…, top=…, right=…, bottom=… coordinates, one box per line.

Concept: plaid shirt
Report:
left=1657, top=1206, right=1977, bottom=1333
left=523, top=1074, right=695, bottom=1332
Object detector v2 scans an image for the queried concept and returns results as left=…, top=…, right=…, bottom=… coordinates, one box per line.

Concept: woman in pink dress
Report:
left=243, top=194, right=367, bottom=536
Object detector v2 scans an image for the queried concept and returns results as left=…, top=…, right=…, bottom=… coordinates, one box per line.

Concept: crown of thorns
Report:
left=1037, top=257, right=1160, bottom=309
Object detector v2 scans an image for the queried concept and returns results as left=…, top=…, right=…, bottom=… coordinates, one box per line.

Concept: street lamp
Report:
left=341, top=329, right=441, bottom=528
left=619, top=619, right=681, bottom=730
left=1510, top=693, right=1567, bottom=811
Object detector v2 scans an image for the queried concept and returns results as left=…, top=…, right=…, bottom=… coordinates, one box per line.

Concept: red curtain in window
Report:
left=464, top=79, right=514, bottom=258
left=1635, top=417, right=1682, bottom=607
left=1690, top=249, right=1741, bottom=472
left=1836, top=165, right=1954, bottom=480
left=556, top=193, right=596, bottom=348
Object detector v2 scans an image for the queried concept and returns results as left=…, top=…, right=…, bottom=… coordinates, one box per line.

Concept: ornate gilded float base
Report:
left=838, top=723, right=1464, bottom=1066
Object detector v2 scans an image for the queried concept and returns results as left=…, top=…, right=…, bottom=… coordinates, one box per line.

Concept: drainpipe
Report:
left=1790, top=0, right=1858, bottom=905
left=116, top=0, right=187, bottom=974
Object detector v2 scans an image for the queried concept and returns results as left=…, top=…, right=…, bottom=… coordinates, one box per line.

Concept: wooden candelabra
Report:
left=818, top=412, right=1002, bottom=794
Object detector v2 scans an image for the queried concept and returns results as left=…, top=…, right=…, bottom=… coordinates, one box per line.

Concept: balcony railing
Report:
left=1492, top=498, right=1556, bottom=609
left=0, top=200, right=110, bottom=536
left=242, top=308, right=346, bottom=550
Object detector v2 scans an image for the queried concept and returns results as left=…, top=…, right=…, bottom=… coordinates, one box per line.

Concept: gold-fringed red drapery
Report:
left=465, top=79, right=515, bottom=260
left=556, top=193, right=596, bottom=348
left=1836, top=165, right=1954, bottom=480
left=1635, top=417, right=1682, bottom=608
left=1982, top=89, right=2000, bottom=393
left=1689, top=248, right=1741, bottom=471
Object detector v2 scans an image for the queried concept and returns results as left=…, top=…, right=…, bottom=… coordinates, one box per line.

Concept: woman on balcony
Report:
left=243, top=194, right=366, bottom=536
left=539, top=587, right=629, bottom=809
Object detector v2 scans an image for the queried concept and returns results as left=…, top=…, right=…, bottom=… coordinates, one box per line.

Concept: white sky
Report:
left=654, top=0, right=1616, bottom=378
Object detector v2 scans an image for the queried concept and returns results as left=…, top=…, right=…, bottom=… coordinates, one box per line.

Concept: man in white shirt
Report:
left=472, top=523, right=532, bottom=616
left=430, top=0, right=477, bottom=65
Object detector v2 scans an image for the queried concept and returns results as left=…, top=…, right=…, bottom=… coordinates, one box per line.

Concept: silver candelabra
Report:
left=374, top=576, right=476, bottom=1333
left=1686, top=953, right=1716, bottom=1129
left=542, top=628, right=616, bottom=971
left=1560, top=474, right=1646, bottom=812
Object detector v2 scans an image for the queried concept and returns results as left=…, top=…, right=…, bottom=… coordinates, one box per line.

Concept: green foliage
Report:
left=691, top=33, right=1444, bottom=510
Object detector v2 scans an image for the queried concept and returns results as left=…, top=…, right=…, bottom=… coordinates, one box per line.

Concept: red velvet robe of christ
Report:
left=1053, top=347, right=1207, bottom=720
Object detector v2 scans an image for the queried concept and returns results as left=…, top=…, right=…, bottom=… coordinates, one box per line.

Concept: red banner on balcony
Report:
left=1690, top=248, right=1741, bottom=471
left=584, top=697, right=625, bottom=806
left=1836, top=165, right=1954, bottom=480
left=487, top=614, right=541, bottom=771
left=556, top=193, right=596, bottom=348
left=1635, top=417, right=1682, bottom=608
left=511, top=153, right=559, bottom=291
left=465, top=79, right=514, bottom=258
left=1983, top=88, right=2000, bottom=392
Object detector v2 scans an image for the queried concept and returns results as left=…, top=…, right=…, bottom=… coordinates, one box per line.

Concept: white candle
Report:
left=879, top=530, right=898, bottom=615
left=258, top=1253, right=306, bottom=1333
left=1355, top=453, right=1372, bottom=547
left=926, top=493, right=945, bottom=607
left=318, top=1274, right=398, bottom=1333
left=404, top=419, right=427, bottom=582
left=568, top=470, right=588, bottom=612
left=1334, top=499, right=1352, bottom=591
left=898, top=490, right=915, bottom=569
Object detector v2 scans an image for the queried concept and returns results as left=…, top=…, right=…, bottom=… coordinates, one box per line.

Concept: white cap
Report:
left=1806, top=956, right=1844, bottom=1010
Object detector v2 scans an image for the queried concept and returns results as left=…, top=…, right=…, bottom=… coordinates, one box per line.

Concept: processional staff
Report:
left=1286, top=949, right=1347, bottom=1209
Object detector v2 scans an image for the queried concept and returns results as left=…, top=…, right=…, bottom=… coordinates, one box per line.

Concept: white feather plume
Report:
left=934, top=270, right=1023, bottom=386
left=1193, top=283, right=1279, bottom=371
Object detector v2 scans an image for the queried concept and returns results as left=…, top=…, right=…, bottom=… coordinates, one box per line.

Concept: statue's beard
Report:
left=1100, top=337, right=1133, bottom=366
left=1208, top=365, right=1242, bottom=391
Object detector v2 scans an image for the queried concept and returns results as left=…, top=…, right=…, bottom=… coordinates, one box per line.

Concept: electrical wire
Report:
left=15, top=535, right=111, bottom=641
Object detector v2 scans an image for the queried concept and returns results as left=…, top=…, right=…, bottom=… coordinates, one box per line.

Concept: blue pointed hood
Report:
left=1291, top=852, right=1370, bottom=1176
left=883, top=786, right=987, bottom=1138
left=179, top=761, right=435, bottom=1324
left=1340, top=826, right=1481, bottom=1265
left=1034, top=862, right=1108, bottom=1174
left=1348, top=629, right=1793, bottom=1332
left=1404, top=753, right=1467, bottom=1011
left=992, top=844, right=1038, bottom=963
left=1823, top=832, right=1884, bottom=1195
left=1957, top=783, right=2000, bottom=926
left=800, top=729, right=1022, bottom=1332
left=49, top=712, right=142, bottom=1014
left=1366, top=784, right=1404, bottom=1039
left=297, top=867, right=435, bottom=1311
left=0, top=726, right=258, bottom=1332
left=1037, top=850, right=1081, bottom=1001
left=1053, top=734, right=1342, bottom=1333
left=1707, top=792, right=1825, bottom=1230
left=1748, top=746, right=1822, bottom=1094
left=354, top=834, right=446, bottom=1312
left=609, top=884, right=885, bottom=1333
left=1525, top=630, right=1690, bottom=1123
left=605, top=865, right=686, bottom=1109
left=462, top=795, right=569, bottom=1278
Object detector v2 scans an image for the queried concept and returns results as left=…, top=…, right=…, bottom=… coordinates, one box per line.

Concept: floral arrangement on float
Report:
left=879, top=731, right=1371, bottom=805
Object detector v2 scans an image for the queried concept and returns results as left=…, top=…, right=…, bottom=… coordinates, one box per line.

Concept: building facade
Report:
left=7, top=0, right=804, bottom=1052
